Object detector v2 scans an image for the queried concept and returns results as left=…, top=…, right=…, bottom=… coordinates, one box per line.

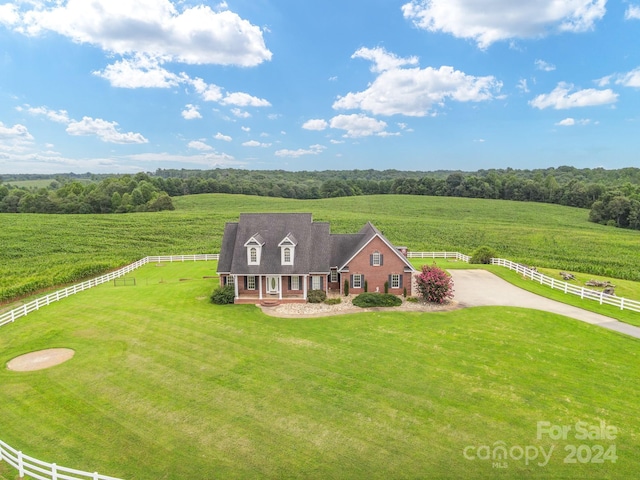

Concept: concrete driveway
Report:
left=449, top=270, right=640, bottom=339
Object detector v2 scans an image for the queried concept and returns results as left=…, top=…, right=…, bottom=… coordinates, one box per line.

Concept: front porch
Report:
left=225, top=273, right=330, bottom=304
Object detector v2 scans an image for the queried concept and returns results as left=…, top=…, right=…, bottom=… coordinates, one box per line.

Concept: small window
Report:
left=291, top=276, right=300, bottom=290
left=391, top=274, right=400, bottom=289
left=247, top=276, right=256, bottom=290
left=330, top=270, right=338, bottom=283
left=312, top=275, right=321, bottom=290
left=372, top=252, right=381, bottom=266
left=284, top=247, right=291, bottom=263
left=250, top=247, right=257, bottom=263
left=352, top=274, right=362, bottom=289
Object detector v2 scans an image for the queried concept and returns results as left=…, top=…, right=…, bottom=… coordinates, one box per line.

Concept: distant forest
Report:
left=2, top=166, right=640, bottom=230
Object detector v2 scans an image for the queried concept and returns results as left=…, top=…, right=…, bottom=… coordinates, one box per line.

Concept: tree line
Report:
left=2, top=167, right=639, bottom=230
left=0, top=173, right=174, bottom=214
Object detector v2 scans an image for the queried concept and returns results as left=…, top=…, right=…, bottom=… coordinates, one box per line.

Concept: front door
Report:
left=266, top=275, right=279, bottom=295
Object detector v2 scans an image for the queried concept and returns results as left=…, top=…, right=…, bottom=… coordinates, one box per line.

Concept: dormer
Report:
left=244, top=233, right=265, bottom=265
left=278, top=233, right=297, bottom=266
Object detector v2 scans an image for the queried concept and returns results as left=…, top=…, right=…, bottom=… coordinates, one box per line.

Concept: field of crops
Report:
left=2, top=193, right=639, bottom=303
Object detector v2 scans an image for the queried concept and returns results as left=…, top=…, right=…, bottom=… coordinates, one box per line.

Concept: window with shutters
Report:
left=291, top=276, right=300, bottom=290
left=247, top=276, right=256, bottom=290
left=352, top=274, right=362, bottom=289
left=391, top=274, right=400, bottom=289
left=372, top=252, right=381, bottom=266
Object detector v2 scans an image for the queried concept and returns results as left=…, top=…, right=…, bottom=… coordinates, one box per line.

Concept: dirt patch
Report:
left=7, top=348, right=75, bottom=372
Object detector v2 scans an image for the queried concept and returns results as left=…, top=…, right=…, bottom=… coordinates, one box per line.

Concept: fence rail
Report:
left=490, top=257, right=640, bottom=313
left=0, top=440, right=122, bottom=480
left=406, top=251, right=471, bottom=262
left=0, top=255, right=219, bottom=328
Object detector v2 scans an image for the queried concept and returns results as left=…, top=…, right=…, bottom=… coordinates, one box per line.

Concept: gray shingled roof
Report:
left=217, top=214, right=414, bottom=275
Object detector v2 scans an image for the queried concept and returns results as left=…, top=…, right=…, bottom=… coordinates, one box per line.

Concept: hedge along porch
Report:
left=217, top=213, right=417, bottom=304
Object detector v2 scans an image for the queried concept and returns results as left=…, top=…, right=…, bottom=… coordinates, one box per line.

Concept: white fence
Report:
left=0, top=254, right=219, bottom=328
left=0, top=440, right=122, bottom=480
left=406, top=251, right=471, bottom=262
left=490, top=257, right=640, bottom=313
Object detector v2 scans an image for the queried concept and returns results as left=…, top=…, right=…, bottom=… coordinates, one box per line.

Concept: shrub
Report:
left=403, top=286, right=407, bottom=298
left=364, top=280, right=368, bottom=293
left=470, top=245, right=497, bottom=264
left=344, top=279, right=349, bottom=296
left=210, top=285, right=235, bottom=305
left=352, top=293, right=402, bottom=308
left=384, top=281, right=389, bottom=294
left=308, top=289, right=327, bottom=303
left=324, top=297, right=341, bottom=305
left=406, top=296, right=419, bottom=303
left=415, top=264, right=454, bottom=304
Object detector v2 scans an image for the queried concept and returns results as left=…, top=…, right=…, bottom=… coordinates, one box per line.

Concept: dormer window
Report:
left=244, top=233, right=265, bottom=265
left=279, top=233, right=297, bottom=266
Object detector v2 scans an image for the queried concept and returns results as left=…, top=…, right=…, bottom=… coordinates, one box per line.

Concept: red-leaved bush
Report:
left=415, top=264, right=454, bottom=303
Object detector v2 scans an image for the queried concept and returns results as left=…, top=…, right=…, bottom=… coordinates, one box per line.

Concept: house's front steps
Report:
left=234, top=295, right=308, bottom=305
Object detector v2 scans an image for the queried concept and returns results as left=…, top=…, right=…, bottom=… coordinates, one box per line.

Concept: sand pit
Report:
left=7, top=348, right=75, bottom=372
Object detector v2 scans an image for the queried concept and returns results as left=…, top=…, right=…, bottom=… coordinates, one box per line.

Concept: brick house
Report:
left=217, top=213, right=416, bottom=303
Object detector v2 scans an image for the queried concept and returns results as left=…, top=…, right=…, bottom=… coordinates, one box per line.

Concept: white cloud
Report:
left=334, top=47, right=501, bottom=117
left=21, top=105, right=70, bottom=123
left=0, top=121, right=34, bottom=153
left=6, top=0, right=271, bottom=67
left=517, top=79, right=530, bottom=93
left=94, top=54, right=186, bottom=88
left=604, top=67, right=640, bottom=88
left=557, top=118, right=576, bottom=126
left=556, top=117, right=591, bottom=126
left=625, top=5, right=640, bottom=20
left=329, top=114, right=388, bottom=138
left=352, top=46, right=418, bottom=73
left=275, top=144, right=326, bottom=158
left=126, top=151, right=241, bottom=167
left=191, top=77, right=224, bottom=102
left=302, top=119, right=329, bottom=131
left=242, top=140, right=271, bottom=147
left=231, top=108, right=251, bottom=118
left=402, top=0, right=606, bottom=49
left=188, top=140, right=212, bottom=150
left=0, top=4, right=19, bottom=27
left=221, top=92, right=271, bottom=107
left=535, top=59, right=556, bottom=72
left=66, top=117, right=148, bottom=144
left=529, top=82, right=618, bottom=109
left=241, top=126, right=251, bottom=132
left=181, top=104, right=202, bottom=120
left=214, top=132, right=232, bottom=142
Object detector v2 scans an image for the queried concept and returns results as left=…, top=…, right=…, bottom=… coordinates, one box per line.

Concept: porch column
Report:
left=258, top=275, right=263, bottom=300
left=234, top=275, right=239, bottom=299
left=303, top=274, right=308, bottom=300
left=278, top=276, right=282, bottom=300
left=325, top=275, right=328, bottom=295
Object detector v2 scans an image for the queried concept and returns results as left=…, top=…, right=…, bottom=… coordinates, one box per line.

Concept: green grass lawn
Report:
left=1, top=262, right=639, bottom=479
left=2, top=193, right=640, bottom=302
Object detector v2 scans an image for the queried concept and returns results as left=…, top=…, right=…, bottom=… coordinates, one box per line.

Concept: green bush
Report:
left=406, top=296, right=419, bottom=303
left=403, top=287, right=407, bottom=298
left=344, top=279, right=349, bottom=296
left=210, top=285, right=235, bottom=304
left=308, top=289, right=327, bottom=303
left=352, top=293, right=402, bottom=308
left=470, top=245, right=497, bottom=264
left=384, top=281, right=389, bottom=294
left=324, top=297, right=341, bottom=305
left=364, top=280, right=368, bottom=293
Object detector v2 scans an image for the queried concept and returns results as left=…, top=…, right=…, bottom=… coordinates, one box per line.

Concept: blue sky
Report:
left=1, top=0, right=640, bottom=174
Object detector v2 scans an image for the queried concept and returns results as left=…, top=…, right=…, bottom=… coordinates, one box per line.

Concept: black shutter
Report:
left=380, top=254, right=384, bottom=266
left=288, top=276, right=291, bottom=290
left=370, top=254, right=373, bottom=266
left=320, top=277, right=324, bottom=290
left=244, top=276, right=247, bottom=289
left=399, top=275, right=403, bottom=288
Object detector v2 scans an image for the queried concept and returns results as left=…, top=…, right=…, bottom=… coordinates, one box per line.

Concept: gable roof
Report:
left=333, top=221, right=416, bottom=272
left=217, top=214, right=415, bottom=275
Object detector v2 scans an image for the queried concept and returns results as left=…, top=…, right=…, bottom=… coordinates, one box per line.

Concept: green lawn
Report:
left=1, top=262, right=639, bottom=479
left=2, top=194, right=640, bottom=302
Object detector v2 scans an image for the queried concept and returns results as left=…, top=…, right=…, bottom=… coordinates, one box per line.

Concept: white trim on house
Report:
left=337, top=230, right=416, bottom=273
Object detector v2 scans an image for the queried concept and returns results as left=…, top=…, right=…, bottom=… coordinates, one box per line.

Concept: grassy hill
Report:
left=2, top=194, right=639, bottom=302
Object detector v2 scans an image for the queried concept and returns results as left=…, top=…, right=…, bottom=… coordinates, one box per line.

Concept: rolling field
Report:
left=1, top=262, right=639, bottom=479
left=2, top=194, right=640, bottom=303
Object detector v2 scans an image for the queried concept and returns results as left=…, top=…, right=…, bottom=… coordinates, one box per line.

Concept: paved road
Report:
left=449, top=270, right=640, bottom=340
